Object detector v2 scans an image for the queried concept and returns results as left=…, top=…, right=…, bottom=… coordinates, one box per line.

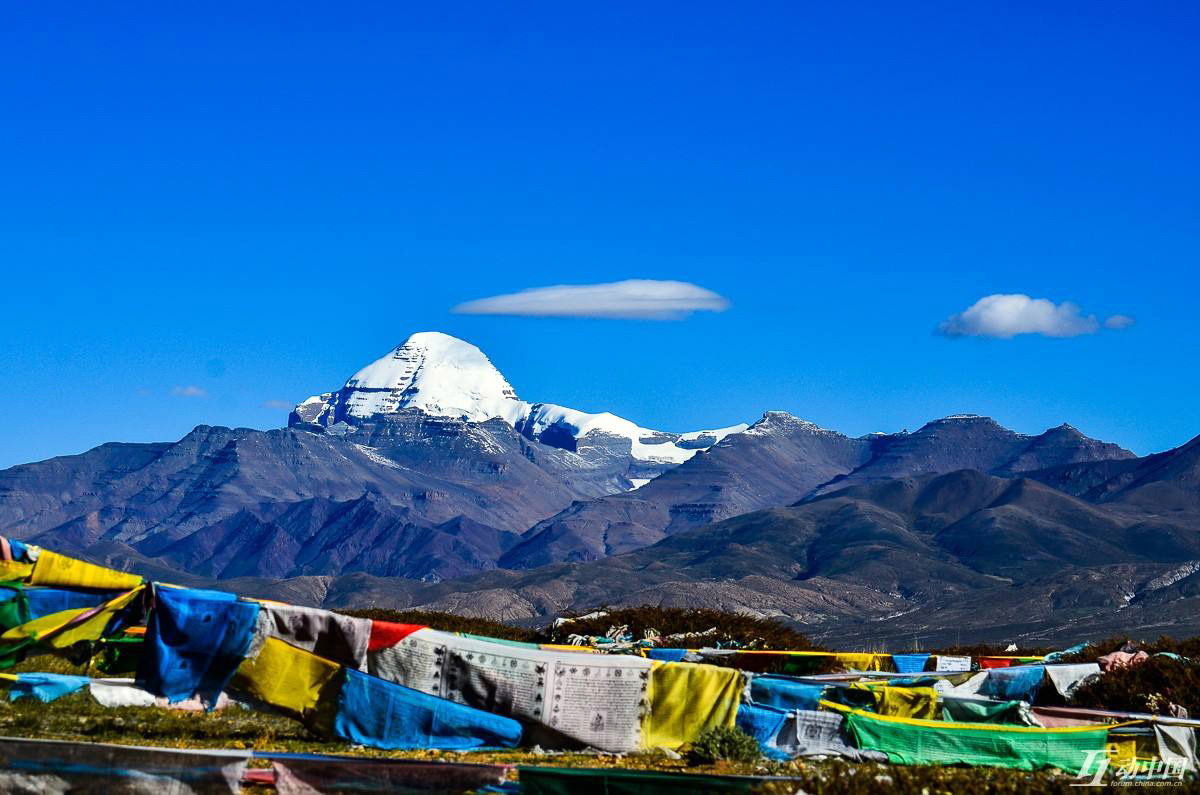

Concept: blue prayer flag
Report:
left=335, top=668, right=522, bottom=751
left=140, top=587, right=260, bottom=705
left=10, top=673, right=90, bottom=702
left=735, top=700, right=792, bottom=760
left=977, top=665, right=1046, bottom=702
left=749, top=675, right=825, bottom=711
left=891, top=653, right=931, bottom=674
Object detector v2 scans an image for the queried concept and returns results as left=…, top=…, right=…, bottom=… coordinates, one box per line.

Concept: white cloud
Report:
left=171, top=385, right=208, bottom=398
left=262, top=399, right=294, bottom=410
left=937, top=294, right=1133, bottom=339
left=452, top=279, right=730, bottom=320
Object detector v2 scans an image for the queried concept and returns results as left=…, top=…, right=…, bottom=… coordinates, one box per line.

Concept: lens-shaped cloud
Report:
left=938, top=294, right=1133, bottom=339
left=453, top=279, right=730, bottom=320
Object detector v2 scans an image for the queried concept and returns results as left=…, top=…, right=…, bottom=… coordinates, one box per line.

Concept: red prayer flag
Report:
left=367, top=621, right=424, bottom=652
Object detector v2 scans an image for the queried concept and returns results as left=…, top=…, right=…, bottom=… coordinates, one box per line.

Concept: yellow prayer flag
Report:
left=231, top=636, right=342, bottom=724
left=1106, top=734, right=1159, bottom=768
left=29, top=550, right=143, bottom=591
left=642, top=661, right=742, bottom=751
left=1, top=607, right=90, bottom=643
left=875, top=685, right=939, bottom=720
left=833, top=652, right=890, bottom=671
left=49, top=587, right=143, bottom=649
left=0, top=561, right=33, bottom=582
left=1107, top=738, right=1136, bottom=768
left=0, top=587, right=143, bottom=647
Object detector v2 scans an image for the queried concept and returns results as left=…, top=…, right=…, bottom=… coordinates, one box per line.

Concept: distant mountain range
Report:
left=2, top=331, right=1197, bottom=643
left=497, top=413, right=1136, bottom=569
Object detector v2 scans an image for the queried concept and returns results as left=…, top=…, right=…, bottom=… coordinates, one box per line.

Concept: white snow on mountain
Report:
left=678, top=424, right=750, bottom=444
left=293, top=331, right=747, bottom=464
left=340, top=332, right=527, bottom=424
left=520, top=403, right=646, bottom=442
left=519, top=404, right=748, bottom=464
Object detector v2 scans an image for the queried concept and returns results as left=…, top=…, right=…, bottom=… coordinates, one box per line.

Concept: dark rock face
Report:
left=811, top=416, right=1134, bottom=495
left=145, top=497, right=521, bottom=582
left=300, top=468, right=1200, bottom=644
left=0, top=411, right=1150, bottom=584
left=497, top=413, right=1137, bottom=569
left=1028, top=433, right=1200, bottom=510
left=6, top=388, right=1198, bottom=643
left=0, top=416, right=629, bottom=582
left=497, top=412, right=873, bottom=568
left=993, top=423, right=1135, bottom=476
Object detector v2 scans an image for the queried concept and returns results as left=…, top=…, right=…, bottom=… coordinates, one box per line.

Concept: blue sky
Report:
left=1, top=2, right=1196, bottom=469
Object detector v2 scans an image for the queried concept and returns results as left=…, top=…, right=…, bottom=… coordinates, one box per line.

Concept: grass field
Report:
left=3, top=613, right=1195, bottom=792
left=0, top=690, right=1110, bottom=794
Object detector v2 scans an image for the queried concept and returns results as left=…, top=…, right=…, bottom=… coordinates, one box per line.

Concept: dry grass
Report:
left=0, top=692, right=1094, bottom=792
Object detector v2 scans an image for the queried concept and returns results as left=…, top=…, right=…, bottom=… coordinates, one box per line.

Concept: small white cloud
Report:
left=937, top=294, right=1131, bottom=339
left=452, top=279, right=730, bottom=320
left=262, top=399, right=294, bottom=410
left=1104, top=314, right=1136, bottom=330
left=171, top=385, right=208, bottom=398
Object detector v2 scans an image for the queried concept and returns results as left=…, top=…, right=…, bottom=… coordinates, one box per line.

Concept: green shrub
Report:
left=686, top=726, right=762, bottom=764
left=538, top=606, right=820, bottom=651
left=1054, top=634, right=1200, bottom=665
left=1069, top=655, right=1200, bottom=715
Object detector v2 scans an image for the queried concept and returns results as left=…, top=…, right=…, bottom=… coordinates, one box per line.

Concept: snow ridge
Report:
left=293, top=332, right=748, bottom=465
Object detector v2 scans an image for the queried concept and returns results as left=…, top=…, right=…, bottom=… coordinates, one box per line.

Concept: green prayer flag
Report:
left=845, top=710, right=1108, bottom=771
left=941, top=698, right=1039, bottom=726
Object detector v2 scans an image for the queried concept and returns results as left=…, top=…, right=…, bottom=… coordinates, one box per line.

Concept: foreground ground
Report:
left=3, top=613, right=1197, bottom=792
left=0, top=690, right=1143, bottom=794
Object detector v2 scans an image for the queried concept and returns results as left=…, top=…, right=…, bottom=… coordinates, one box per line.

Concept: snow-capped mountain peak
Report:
left=294, top=332, right=526, bottom=426
left=342, top=332, right=525, bottom=424
left=291, top=332, right=747, bottom=470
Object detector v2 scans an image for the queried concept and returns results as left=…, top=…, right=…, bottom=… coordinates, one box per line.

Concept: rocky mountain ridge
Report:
left=179, top=456, right=1200, bottom=645
left=2, top=330, right=1194, bottom=642
left=497, top=412, right=1137, bottom=568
